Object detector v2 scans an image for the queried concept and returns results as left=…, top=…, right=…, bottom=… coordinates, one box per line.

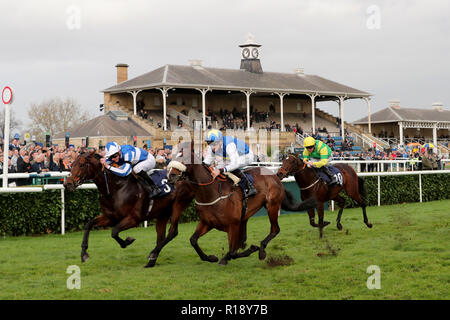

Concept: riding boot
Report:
left=322, top=165, right=338, bottom=186
left=137, top=171, right=161, bottom=198
left=232, top=169, right=257, bottom=197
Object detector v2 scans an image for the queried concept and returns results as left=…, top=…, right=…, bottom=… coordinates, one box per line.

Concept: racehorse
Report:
left=167, top=142, right=317, bottom=265
left=63, top=150, right=194, bottom=268
left=277, top=154, right=372, bottom=238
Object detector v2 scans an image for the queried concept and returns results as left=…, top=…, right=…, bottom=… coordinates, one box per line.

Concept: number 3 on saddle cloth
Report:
left=147, top=169, right=173, bottom=197
left=315, top=165, right=343, bottom=186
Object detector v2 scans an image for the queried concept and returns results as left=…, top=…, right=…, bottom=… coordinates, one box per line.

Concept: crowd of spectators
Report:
left=0, top=136, right=90, bottom=186
left=0, top=135, right=177, bottom=186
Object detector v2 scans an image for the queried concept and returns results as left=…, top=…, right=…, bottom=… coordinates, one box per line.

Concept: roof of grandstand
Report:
left=353, top=106, right=450, bottom=124
left=102, top=64, right=370, bottom=98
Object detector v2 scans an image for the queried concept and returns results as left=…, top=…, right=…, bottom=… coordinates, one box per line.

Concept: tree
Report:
left=0, top=109, right=22, bottom=141
left=27, top=97, right=91, bottom=142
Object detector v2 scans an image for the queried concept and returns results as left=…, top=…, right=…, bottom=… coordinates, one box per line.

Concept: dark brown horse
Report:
left=277, top=154, right=372, bottom=238
left=167, top=142, right=317, bottom=265
left=63, top=151, right=194, bottom=268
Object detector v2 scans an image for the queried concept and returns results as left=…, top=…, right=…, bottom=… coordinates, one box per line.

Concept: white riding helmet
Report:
left=105, top=142, right=121, bottom=158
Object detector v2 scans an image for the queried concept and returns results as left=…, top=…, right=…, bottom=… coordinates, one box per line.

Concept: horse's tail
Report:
left=281, top=190, right=317, bottom=212
left=358, top=176, right=367, bottom=207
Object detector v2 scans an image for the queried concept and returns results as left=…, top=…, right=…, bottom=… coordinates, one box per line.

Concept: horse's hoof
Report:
left=81, top=254, right=89, bottom=263
left=323, top=221, right=330, bottom=227
left=218, top=259, right=228, bottom=266
left=126, top=237, right=136, bottom=246
left=144, top=260, right=156, bottom=268
left=366, top=223, right=373, bottom=228
left=207, top=255, right=219, bottom=263
left=259, top=249, right=267, bottom=260
left=337, top=223, right=343, bottom=230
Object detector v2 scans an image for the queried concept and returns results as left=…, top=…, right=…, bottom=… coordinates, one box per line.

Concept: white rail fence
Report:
left=1, top=160, right=449, bottom=235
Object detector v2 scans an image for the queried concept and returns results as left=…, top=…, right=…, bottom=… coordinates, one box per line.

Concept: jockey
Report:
left=203, top=129, right=257, bottom=197
left=101, top=142, right=161, bottom=198
left=302, top=136, right=338, bottom=185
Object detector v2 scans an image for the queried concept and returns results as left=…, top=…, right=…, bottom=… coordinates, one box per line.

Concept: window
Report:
left=297, top=102, right=302, bottom=111
left=153, top=96, right=161, bottom=106
left=192, top=98, right=198, bottom=107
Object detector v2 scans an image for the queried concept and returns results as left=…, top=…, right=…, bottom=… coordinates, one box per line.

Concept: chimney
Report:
left=189, top=59, right=203, bottom=69
left=294, top=68, right=304, bottom=76
left=115, top=63, right=129, bottom=84
left=432, top=102, right=443, bottom=111
left=389, top=99, right=401, bottom=109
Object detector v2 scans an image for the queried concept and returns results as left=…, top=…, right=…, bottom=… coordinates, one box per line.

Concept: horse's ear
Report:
left=93, top=153, right=102, bottom=160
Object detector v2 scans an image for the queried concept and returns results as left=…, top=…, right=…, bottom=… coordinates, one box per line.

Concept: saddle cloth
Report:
left=316, top=166, right=343, bottom=185
left=148, top=169, right=173, bottom=197
left=237, top=171, right=255, bottom=192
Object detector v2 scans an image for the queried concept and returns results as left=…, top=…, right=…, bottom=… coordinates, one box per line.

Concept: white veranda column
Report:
left=338, top=96, right=346, bottom=137
left=196, top=88, right=210, bottom=131
left=364, top=97, right=372, bottom=133
left=433, top=123, right=438, bottom=152
left=307, top=93, right=318, bottom=134
left=127, top=90, right=142, bottom=116
left=399, top=121, right=404, bottom=147
left=158, top=87, right=171, bottom=131
left=276, top=92, right=288, bottom=132
left=241, top=90, right=254, bottom=130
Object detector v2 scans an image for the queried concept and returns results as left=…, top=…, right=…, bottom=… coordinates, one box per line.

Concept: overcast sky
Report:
left=1, top=0, right=449, bottom=135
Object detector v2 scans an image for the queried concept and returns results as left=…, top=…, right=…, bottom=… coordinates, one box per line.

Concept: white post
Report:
left=377, top=175, right=381, bottom=206
left=419, top=173, right=422, bottom=203
left=308, top=93, right=318, bottom=135
left=61, top=188, right=65, bottom=235
left=2, top=104, right=11, bottom=188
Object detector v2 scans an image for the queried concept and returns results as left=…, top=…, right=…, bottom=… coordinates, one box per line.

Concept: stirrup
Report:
left=245, top=187, right=257, bottom=197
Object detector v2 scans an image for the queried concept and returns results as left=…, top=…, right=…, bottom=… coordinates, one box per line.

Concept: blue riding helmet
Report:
left=205, top=129, right=223, bottom=144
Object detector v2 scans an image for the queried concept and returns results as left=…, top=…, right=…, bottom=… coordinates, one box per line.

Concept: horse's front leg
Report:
left=111, top=216, right=138, bottom=248
left=190, top=220, right=218, bottom=263
left=81, top=215, right=111, bottom=262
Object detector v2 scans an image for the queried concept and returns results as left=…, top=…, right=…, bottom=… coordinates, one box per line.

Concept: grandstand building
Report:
left=353, top=100, right=450, bottom=153
left=100, top=35, right=373, bottom=149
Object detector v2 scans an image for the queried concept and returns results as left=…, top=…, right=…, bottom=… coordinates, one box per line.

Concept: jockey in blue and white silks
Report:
left=102, top=142, right=161, bottom=197
left=203, top=129, right=257, bottom=197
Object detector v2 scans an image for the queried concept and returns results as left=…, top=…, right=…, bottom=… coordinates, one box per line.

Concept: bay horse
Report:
left=277, top=154, right=372, bottom=238
left=63, top=151, right=194, bottom=268
left=167, top=142, right=317, bottom=265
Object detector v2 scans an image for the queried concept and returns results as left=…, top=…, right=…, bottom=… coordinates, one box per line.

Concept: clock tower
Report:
left=239, top=33, right=263, bottom=74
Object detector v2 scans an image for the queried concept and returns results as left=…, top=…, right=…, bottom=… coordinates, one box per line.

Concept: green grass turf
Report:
left=0, top=200, right=449, bottom=300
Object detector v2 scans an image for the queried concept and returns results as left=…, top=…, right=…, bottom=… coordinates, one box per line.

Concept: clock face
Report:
left=242, top=48, right=250, bottom=59
left=251, top=48, right=259, bottom=59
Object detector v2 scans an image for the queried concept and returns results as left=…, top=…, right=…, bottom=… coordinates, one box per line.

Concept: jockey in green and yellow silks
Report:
left=302, top=136, right=338, bottom=185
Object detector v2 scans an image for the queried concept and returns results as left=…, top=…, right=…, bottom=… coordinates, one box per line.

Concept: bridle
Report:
left=69, top=154, right=102, bottom=188
left=278, top=154, right=306, bottom=179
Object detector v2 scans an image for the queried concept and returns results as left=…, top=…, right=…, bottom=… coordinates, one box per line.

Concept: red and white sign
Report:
left=2, top=86, right=13, bottom=104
